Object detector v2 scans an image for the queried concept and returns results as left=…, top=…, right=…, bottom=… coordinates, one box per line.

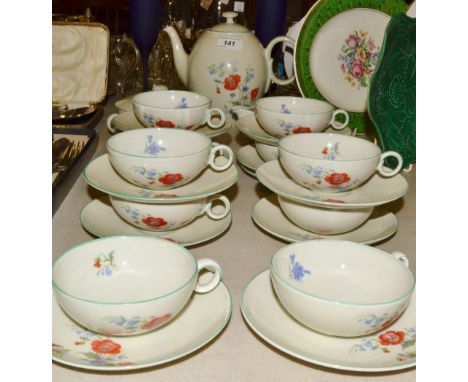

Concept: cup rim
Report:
left=256, top=96, right=334, bottom=115
left=278, top=133, right=382, bottom=161
left=106, top=128, right=212, bottom=159
left=270, top=240, right=415, bottom=306
left=52, top=236, right=198, bottom=305
left=132, top=90, right=211, bottom=110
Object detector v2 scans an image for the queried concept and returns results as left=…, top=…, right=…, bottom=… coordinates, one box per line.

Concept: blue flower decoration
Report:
left=288, top=254, right=311, bottom=281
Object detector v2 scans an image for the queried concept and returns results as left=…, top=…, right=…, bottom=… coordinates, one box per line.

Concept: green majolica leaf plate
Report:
left=368, top=13, right=416, bottom=169
left=294, top=0, right=408, bottom=133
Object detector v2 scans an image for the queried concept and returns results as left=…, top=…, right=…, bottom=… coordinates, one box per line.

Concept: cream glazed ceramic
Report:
left=164, top=12, right=294, bottom=119
left=80, top=198, right=232, bottom=246
left=252, top=195, right=398, bottom=245
left=255, top=96, right=349, bottom=138
left=53, top=273, right=232, bottom=370
left=255, top=142, right=278, bottom=162
left=235, top=109, right=354, bottom=146
left=277, top=195, right=373, bottom=235
left=132, top=90, right=225, bottom=130
left=270, top=240, right=414, bottom=337
left=53, top=236, right=223, bottom=336
left=83, top=154, right=239, bottom=204
left=256, top=160, right=408, bottom=209
left=279, top=133, right=403, bottom=193
left=237, top=145, right=264, bottom=172
left=109, top=194, right=230, bottom=232
left=115, top=96, right=133, bottom=113
left=241, top=270, right=416, bottom=372
left=106, top=110, right=232, bottom=138
left=106, top=128, right=233, bottom=190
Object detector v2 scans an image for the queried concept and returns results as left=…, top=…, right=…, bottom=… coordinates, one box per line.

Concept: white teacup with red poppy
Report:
left=270, top=240, right=415, bottom=337
left=255, top=96, right=349, bottom=138
left=52, top=236, right=223, bottom=336
left=133, top=90, right=225, bottom=130
left=278, top=133, right=403, bottom=193
left=107, top=128, right=234, bottom=190
left=109, top=194, right=230, bottom=232
left=277, top=195, right=373, bottom=234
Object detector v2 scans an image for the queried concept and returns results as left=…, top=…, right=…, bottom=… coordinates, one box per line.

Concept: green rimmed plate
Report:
left=294, top=0, right=408, bottom=133
left=368, top=13, right=416, bottom=170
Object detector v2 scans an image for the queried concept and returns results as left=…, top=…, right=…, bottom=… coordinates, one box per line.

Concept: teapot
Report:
left=164, top=12, right=294, bottom=120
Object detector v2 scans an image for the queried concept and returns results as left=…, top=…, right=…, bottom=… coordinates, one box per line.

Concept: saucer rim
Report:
left=240, top=270, right=416, bottom=373
left=53, top=281, right=233, bottom=371
left=83, top=154, right=239, bottom=204
left=80, top=197, right=233, bottom=247
left=237, top=145, right=264, bottom=171
left=251, top=196, right=399, bottom=245
left=256, top=160, right=409, bottom=209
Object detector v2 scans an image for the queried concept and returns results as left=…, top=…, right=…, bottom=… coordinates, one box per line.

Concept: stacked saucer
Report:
left=254, top=132, right=407, bottom=244
left=233, top=97, right=355, bottom=177
left=82, top=127, right=238, bottom=246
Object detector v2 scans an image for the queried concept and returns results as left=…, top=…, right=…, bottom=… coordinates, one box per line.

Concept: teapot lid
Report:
left=210, top=12, right=251, bottom=33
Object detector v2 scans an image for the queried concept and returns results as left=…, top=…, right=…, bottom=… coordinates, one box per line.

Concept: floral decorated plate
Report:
left=237, top=145, right=264, bottom=172
left=236, top=112, right=353, bottom=146
left=251, top=195, right=398, bottom=245
left=53, top=275, right=232, bottom=371
left=83, top=154, right=239, bottom=204
left=241, top=270, right=415, bottom=372
left=80, top=197, right=232, bottom=246
left=294, top=0, right=408, bottom=133
left=108, top=110, right=232, bottom=138
left=256, top=160, right=408, bottom=209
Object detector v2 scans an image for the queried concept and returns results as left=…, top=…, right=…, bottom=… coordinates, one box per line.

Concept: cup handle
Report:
left=330, top=109, right=349, bottom=130
left=194, top=258, right=222, bottom=294
left=391, top=251, right=410, bottom=268
left=207, top=143, right=234, bottom=171
left=232, top=106, right=254, bottom=119
left=202, top=194, right=230, bottom=220
left=152, top=85, right=168, bottom=91
left=106, top=113, right=119, bottom=134
left=265, top=36, right=296, bottom=92
left=377, top=151, right=404, bottom=177
left=203, top=108, right=226, bottom=129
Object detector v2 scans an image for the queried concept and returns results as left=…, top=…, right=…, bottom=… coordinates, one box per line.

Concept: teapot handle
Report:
left=264, top=36, right=295, bottom=92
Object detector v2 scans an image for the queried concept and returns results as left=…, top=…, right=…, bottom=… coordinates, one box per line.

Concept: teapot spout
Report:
left=164, top=26, right=189, bottom=86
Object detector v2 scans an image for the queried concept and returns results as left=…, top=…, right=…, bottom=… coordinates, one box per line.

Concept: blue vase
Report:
left=130, top=0, right=161, bottom=91
left=255, top=0, right=287, bottom=47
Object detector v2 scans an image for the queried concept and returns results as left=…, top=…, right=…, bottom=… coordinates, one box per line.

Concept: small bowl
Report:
left=255, top=96, right=349, bottom=138
left=110, top=194, right=230, bottom=232
left=270, top=240, right=414, bottom=337
left=279, top=133, right=403, bottom=193
left=255, top=142, right=278, bottom=162
left=52, top=236, right=223, bottom=336
left=133, top=90, right=225, bottom=130
left=106, top=128, right=233, bottom=190
left=277, top=195, right=373, bottom=234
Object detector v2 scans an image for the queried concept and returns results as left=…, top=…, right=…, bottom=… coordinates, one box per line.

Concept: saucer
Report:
left=109, top=110, right=233, bottom=138
left=53, top=276, right=232, bottom=371
left=257, top=160, right=408, bottom=209
left=114, top=96, right=133, bottom=113
left=237, top=145, right=265, bottom=172
left=241, top=270, right=416, bottom=372
left=236, top=113, right=353, bottom=146
left=81, top=197, right=232, bottom=247
left=252, top=195, right=398, bottom=245
left=83, top=154, right=239, bottom=204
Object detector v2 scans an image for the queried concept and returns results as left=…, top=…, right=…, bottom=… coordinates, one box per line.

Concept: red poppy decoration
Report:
left=141, top=313, right=172, bottom=330
left=224, top=74, right=241, bottom=91
left=292, top=127, right=312, bottom=134
left=321, top=198, right=345, bottom=204
left=378, top=330, right=406, bottom=346
left=155, top=120, right=175, bottom=128
left=159, top=173, right=184, bottom=185
left=250, top=87, right=259, bottom=100
left=142, top=216, right=168, bottom=228
left=325, top=172, right=351, bottom=186
left=91, top=339, right=122, bottom=355
left=93, top=259, right=101, bottom=268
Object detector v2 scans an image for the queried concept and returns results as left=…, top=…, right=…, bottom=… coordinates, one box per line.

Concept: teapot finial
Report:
left=222, top=11, right=238, bottom=24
